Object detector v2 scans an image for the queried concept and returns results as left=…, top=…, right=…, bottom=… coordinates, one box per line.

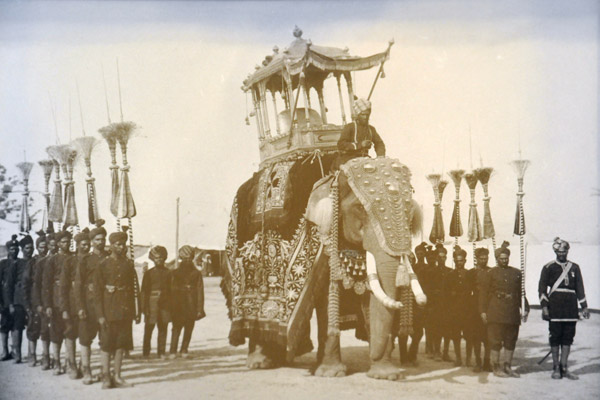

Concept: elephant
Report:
left=221, top=155, right=425, bottom=380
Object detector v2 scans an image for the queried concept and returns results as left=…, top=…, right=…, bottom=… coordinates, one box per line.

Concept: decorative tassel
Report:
left=427, top=174, right=446, bottom=244
left=465, top=173, right=482, bottom=243
left=46, top=146, right=68, bottom=223
left=72, top=136, right=101, bottom=224
left=327, top=172, right=341, bottom=336
left=475, top=167, right=496, bottom=243
left=62, top=148, right=78, bottom=227
left=99, top=124, right=120, bottom=218
left=448, top=169, right=464, bottom=242
left=16, top=162, right=34, bottom=233
left=511, top=160, right=530, bottom=236
left=38, top=160, right=55, bottom=233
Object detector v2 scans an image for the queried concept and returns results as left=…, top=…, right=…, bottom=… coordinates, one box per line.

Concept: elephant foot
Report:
left=314, top=362, right=347, bottom=378
left=367, top=361, right=404, bottom=381
left=246, top=346, right=276, bottom=369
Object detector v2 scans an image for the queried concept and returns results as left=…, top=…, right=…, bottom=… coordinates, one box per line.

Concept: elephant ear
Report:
left=305, top=175, right=335, bottom=237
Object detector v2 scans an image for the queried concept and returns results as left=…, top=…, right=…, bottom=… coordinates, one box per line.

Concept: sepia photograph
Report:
left=0, top=0, right=598, bottom=399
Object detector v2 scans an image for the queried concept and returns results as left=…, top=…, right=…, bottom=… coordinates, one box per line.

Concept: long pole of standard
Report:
left=176, top=197, right=180, bottom=270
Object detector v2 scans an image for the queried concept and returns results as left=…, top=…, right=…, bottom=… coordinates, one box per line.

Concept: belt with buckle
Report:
left=150, top=290, right=162, bottom=296
left=105, top=285, right=126, bottom=293
left=495, top=292, right=513, bottom=299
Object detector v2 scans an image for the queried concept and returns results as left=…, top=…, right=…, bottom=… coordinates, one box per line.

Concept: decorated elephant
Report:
left=221, top=155, right=425, bottom=380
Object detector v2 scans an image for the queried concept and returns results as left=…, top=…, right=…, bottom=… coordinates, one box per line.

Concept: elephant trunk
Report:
left=363, top=222, right=403, bottom=309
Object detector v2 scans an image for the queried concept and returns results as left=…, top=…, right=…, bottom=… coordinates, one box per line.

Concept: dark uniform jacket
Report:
left=74, top=251, right=107, bottom=319
left=94, top=255, right=137, bottom=322
left=538, top=261, right=587, bottom=322
left=446, top=267, right=471, bottom=327
left=42, top=253, right=73, bottom=310
left=479, top=265, right=529, bottom=325
left=141, top=266, right=172, bottom=324
left=60, top=254, right=83, bottom=317
left=23, top=255, right=42, bottom=310
left=337, top=122, right=386, bottom=157
left=0, top=258, right=18, bottom=309
left=32, top=253, right=54, bottom=311
left=4, top=258, right=31, bottom=308
left=171, top=261, right=205, bottom=323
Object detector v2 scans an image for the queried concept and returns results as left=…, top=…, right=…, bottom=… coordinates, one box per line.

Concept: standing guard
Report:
left=6, top=234, right=35, bottom=363
left=141, top=245, right=171, bottom=359
left=479, top=241, right=529, bottom=378
left=169, top=245, right=205, bottom=359
left=61, top=228, right=90, bottom=379
left=538, top=237, right=590, bottom=380
left=0, top=235, right=20, bottom=361
left=75, top=221, right=108, bottom=385
left=42, top=230, right=73, bottom=375
left=24, top=231, right=48, bottom=366
left=35, top=233, right=57, bottom=370
left=94, top=231, right=141, bottom=389
left=467, top=247, right=492, bottom=372
left=448, top=246, right=470, bottom=366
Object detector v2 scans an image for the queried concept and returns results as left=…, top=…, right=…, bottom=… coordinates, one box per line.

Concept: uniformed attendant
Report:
left=24, top=231, right=48, bottom=366
left=75, top=221, right=108, bottom=385
left=397, top=243, right=428, bottom=365
left=42, top=229, right=73, bottom=375
left=422, top=243, right=437, bottom=357
left=141, top=245, right=171, bottom=359
left=467, top=247, right=492, bottom=372
left=437, top=245, right=454, bottom=362
left=0, top=235, right=20, bottom=361
left=425, top=243, right=446, bottom=360
left=169, top=245, right=205, bottom=359
left=60, top=228, right=90, bottom=379
left=447, top=246, right=470, bottom=367
left=334, top=98, right=386, bottom=169
left=35, top=233, right=57, bottom=370
left=94, top=231, right=141, bottom=389
left=538, top=237, right=590, bottom=380
left=5, top=234, right=35, bottom=363
left=479, top=241, right=529, bottom=378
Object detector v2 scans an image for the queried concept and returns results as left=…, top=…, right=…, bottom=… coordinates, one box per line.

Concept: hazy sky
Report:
left=0, top=0, right=598, bottom=253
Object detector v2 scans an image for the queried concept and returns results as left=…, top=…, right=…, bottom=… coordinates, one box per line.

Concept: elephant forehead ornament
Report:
left=340, top=157, right=413, bottom=257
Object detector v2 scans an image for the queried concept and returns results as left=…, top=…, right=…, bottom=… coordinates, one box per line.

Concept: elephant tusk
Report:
left=404, top=257, right=427, bottom=306
left=366, top=253, right=404, bottom=309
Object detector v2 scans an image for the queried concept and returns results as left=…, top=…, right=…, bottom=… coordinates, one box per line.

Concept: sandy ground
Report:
left=1, top=277, right=599, bottom=400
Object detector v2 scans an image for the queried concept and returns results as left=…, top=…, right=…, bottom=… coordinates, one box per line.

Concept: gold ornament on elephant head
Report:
left=341, top=157, right=414, bottom=257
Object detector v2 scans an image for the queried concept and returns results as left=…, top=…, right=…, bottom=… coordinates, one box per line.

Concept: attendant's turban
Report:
left=108, top=232, right=128, bottom=244
left=552, top=237, right=570, bottom=252
left=495, top=241, right=511, bottom=258
left=178, top=245, right=195, bottom=260
left=55, top=230, right=72, bottom=243
left=474, top=247, right=489, bottom=257
left=353, top=98, right=371, bottom=115
left=453, top=246, right=467, bottom=259
left=5, top=234, right=19, bottom=249
left=19, top=235, right=33, bottom=248
left=149, top=245, right=168, bottom=262
left=74, top=228, right=90, bottom=243
left=35, top=230, right=47, bottom=247
left=89, top=219, right=107, bottom=241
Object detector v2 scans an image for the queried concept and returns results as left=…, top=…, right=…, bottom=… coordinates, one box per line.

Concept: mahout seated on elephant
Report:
left=222, top=155, right=425, bottom=380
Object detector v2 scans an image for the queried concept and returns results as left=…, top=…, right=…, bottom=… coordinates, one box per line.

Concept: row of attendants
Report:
left=0, top=227, right=205, bottom=390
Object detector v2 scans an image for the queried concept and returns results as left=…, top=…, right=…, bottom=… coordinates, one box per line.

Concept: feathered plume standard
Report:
left=99, top=124, right=120, bottom=219
left=38, top=160, right=55, bottom=233
left=511, top=158, right=530, bottom=321
left=114, top=121, right=137, bottom=259
left=464, top=172, right=482, bottom=243
left=46, top=145, right=68, bottom=225
left=448, top=169, right=464, bottom=245
left=475, top=167, right=496, bottom=248
left=511, top=160, right=530, bottom=236
left=72, top=136, right=101, bottom=224
left=62, top=146, right=78, bottom=227
left=427, top=174, right=447, bottom=244
left=16, top=162, right=34, bottom=233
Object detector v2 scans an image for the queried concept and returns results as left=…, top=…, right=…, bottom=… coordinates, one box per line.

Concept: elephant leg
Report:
left=367, top=294, right=402, bottom=380
left=314, top=284, right=346, bottom=378
left=246, top=336, right=275, bottom=369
